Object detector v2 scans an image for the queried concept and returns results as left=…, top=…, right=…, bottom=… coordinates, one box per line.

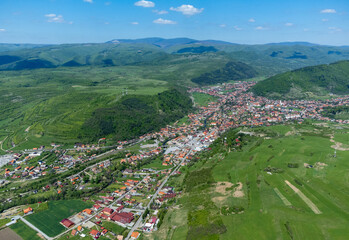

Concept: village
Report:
left=0, top=81, right=349, bottom=240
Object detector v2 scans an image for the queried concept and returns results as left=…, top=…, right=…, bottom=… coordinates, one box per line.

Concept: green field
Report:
left=142, top=158, right=173, bottom=170
left=10, top=220, right=42, bottom=240
left=25, top=200, right=92, bottom=237
left=192, top=92, right=219, bottom=107
left=152, top=123, right=349, bottom=240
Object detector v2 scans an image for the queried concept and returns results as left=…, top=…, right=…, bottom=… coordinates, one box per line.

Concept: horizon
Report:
left=0, top=0, right=348, bottom=46
left=0, top=37, right=347, bottom=47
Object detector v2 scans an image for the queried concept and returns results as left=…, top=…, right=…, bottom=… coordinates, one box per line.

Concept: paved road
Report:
left=125, top=150, right=191, bottom=240
left=20, top=216, right=53, bottom=240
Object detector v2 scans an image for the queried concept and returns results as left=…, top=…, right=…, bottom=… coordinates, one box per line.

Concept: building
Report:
left=23, top=207, right=33, bottom=214
left=110, top=212, right=134, bottom=224
left=61, top=219, right=74, bottom=228
left=131, top=231, right=140, bottom=239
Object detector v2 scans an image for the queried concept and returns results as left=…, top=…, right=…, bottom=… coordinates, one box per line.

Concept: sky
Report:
left=0, top=0, right=348, bottom=45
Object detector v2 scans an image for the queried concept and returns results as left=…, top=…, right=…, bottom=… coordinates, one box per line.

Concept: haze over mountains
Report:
left=1, top=38, right=349, bottom=75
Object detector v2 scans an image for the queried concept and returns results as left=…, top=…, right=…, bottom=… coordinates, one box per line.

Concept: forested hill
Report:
left=191, top=61, right=257, bottom=85
left=80, top=89, right=193, bottom=141
left=252, top=60, right=349, bottom=99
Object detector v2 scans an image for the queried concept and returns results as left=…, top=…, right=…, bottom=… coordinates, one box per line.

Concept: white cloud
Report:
left=285, top=23, right=293, bottom=27
left=83, top=0, right=93, bottom=3
left=153, top=18, right=176, bottom=24
left=131, top=22, right=139, bottom=25
left=105, top=22, right=110, bottom=25
left=322, top=18, right=329, bottom=22
left=255, top=26, right=267, bottom=30
left=135, top=0, right=154, bottom=8
left=105, top=2, right=111, bottom=6
left=248, top=18, right=255, bottom=23
left=219, top=24, right=226, bottom=28
left=320, top=9, right=336, bottom=13
left=329, top=26, right=342, bottom=32
left=170, top=5, right=203, bottom=16
left=303, top=28, right=309, bottom=32
left=0, top=28, right=6, bottom=32
left=234, top=26, right=242, bottom=31
left=45, top=13, right=65, bottom=23
left=153, top=10, right=168, bottom=15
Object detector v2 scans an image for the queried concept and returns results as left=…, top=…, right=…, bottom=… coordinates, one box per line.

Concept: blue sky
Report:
left=0, top=0, right=348, bottom=45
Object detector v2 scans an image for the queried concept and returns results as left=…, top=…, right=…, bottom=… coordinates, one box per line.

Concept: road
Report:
left=125, top=150, right=191, bottom=240
left=20, top=216, right=53, bottom=240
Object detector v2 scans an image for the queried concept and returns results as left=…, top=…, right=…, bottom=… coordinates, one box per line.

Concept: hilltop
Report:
left=252, top=60, right=349, bottom=99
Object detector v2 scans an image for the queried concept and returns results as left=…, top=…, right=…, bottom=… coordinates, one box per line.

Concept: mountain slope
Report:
left=252, top=60, right=349, bottom=99
left=191, top=61, right=257, bottom=85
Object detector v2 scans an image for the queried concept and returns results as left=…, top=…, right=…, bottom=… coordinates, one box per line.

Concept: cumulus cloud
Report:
left=320, top=9, right=336, bottom=13
left=83, top=0, right=93, bottom=3
left=153, top=10, right=168, bottom=15
left=255, top=26, right=267, bottom=30
left=234, top=26, right=242, bottom=31
left=131, top=22, right=139, bottom=25
left=135, top=0, right=154, bottom=8
left=219, top=24, right=226, bottom=28
left=285, top=22, right=293, bottom=26
left=45, top=13, right=65, bottom=23
left=153, top=18, right=176, bottom=24
left=328, top=26, right=342, bottom=32
left=170, top=5, right=203, bottom=16
left=248, top=18, right=255, bottom=22
left=322, top=18, right=329, bottom=22
left=0, top=28, right=6, bottom=32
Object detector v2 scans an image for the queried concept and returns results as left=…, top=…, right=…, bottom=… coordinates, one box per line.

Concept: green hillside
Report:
left=191, top=61, right=257, bottom=85
left=81, top=89, right=192, bottom=141
left=152, top=123, right=349, bottom=240
left=252, top=60, right=349, bottom=99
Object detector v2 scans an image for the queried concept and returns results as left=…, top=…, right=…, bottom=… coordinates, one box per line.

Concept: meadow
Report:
left=25, top=199, right=92, bottom=237
left=10, top=220, right=42, bottom=240
left=150, top=123, right=349, bottom=240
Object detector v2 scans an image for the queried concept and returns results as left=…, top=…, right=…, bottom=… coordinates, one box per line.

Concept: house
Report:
left=71, top=229, right=77, bottom=236
left=61, top=218, right=74, bottom=228
left=131, top=231, right=140, bottom=239
left=90, top=229, right=100, bottom=238
left=102, top=207, right=113, bottom=215
left=77, top=225, right=83, bottom=232
left=83, top=209, right=93, bottom=215
left=23, top=207, right=33, bottom=214
left=93, top=204, right=101, bottom=211
left=101, top=229, right=108, bottom=236
left=110, top=212, right=134, bottom=224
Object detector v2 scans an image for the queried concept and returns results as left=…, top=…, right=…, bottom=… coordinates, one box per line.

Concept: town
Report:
left=0, top=81, right=348, bottom=240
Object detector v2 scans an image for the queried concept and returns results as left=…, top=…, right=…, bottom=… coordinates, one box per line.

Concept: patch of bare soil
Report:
left=233, top=182, right=244, bottom=198
left=330, top=135, right=349, bottom=151
left=215, top=181, right=233, bottom=195
left=0, top=228, right=22, bottom=240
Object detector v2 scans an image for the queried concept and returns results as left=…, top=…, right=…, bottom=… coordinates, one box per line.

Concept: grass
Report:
left=0, top=218, right=11, bottom=227
left=142, top=158, right=173, bottom=170
left=192, top=92, right=218, bottom=107
left=25, top=200, right=93, bottom=237
left=155, top=123, right=349, bottom=239
left=101, top=221, right=126, bottom=235
left=10, top=220, right=42, bottom=240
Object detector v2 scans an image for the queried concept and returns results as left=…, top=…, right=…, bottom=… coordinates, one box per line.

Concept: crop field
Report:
left=25, top=200, right=92, bottom=237
left=152, top=123, right=349, bottom=240
left=9, top=220, right=42, bottom=240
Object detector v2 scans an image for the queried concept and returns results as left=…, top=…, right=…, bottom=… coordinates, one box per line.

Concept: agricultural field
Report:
left=152, top=123, right=349, bottom=240
left=25, top=200, right=93, bottom=237
left=10, top=220, right=42, bottom=240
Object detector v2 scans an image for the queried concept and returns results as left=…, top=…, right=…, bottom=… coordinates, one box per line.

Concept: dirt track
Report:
left=285, top=180, right=321, bottom=214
